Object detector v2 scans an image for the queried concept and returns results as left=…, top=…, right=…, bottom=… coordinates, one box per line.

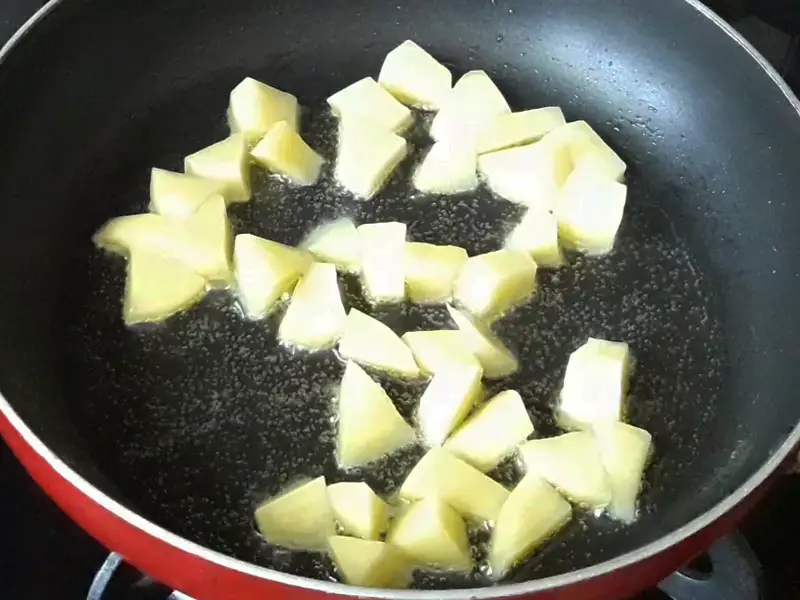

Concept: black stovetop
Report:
left=1, top=1, right=800, bottom=599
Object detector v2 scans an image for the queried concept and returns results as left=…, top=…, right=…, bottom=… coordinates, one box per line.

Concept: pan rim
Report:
left=0, top=0, right=799, bottom=597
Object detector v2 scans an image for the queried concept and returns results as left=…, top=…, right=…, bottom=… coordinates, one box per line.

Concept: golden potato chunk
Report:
left=404, top=242, right=468, bottom=304
left=327, top=481, right=390, bottom=540
left=378, top=40, right=452, bottom=110
left=184, top=133, right=251, bottom=203
left=251, top=121, right=324, bottom=186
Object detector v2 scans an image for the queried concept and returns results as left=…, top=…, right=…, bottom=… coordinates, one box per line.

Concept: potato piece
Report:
left=399, top=447, right=509, bottom=522
left=254, top=476, right=334, bottom=551
left=417, top=365, right=483, bottom=447
left=478, top=140, right=572, bottom=211
left=378, top=40, right=452, bottom=110
left=123, top=250, right=207, bottom=325
left=300, top=218, right=361, bottom=273
left=555, top=165, right=627, bottom=255
left=328, top=536, right=411, bottom=589
left=251, top=121, right=324, bottom=185
left=446, top=305, right=519, bottom=379
left=184, top=133, right=251, bottom=203
left=387, top=498, right=472, bottom=571
left=518, top=432, right=611, bottom=509
left=93, top=213, right=164, bottom=256
left=327, top=482, right=390, bottom=540
left=233, top=234, right=312, bottom=319
left=335, top=121, right=408, bottom=199
left=488, top=473, right=572, bottom=579
left=338, top=309, right=420, bottom=378
left=357, top=222, right=406, bottom=303
left=505, top=208, right=564, bottom=268
left=328, top=77, right=412, bottom=133
left=594, top=422, right=653, bottom=523
left=430, top=70, right=510, bottom=142
left=404, top=242, right=468, bottom=304
left=337, top=361, right=415, bottom=468
left=444, top=390, right=533, bottom=472
left=477, top=107, right=566, bottom=155
left=401, top=330, right=481, bottom=375
left=542, top=120, right=626, bottom=182
left=413, top=139, right=478, bottom=194
left=278, top=263, right=346, bottom=350
left=453, top=249, right=537, bottom=321
left=149, top=167, right=227, bottom=218
left=557, top=338, right=632, bottom=430
left=228, top=77, right=299, bottom=143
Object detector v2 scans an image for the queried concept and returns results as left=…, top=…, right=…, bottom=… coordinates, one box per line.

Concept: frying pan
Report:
left=0, top=0, right=799, bottom=599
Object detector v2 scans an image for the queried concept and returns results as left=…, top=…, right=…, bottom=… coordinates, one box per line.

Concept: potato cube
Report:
left=327, top=481, right=390, bottom=540
left=327, top=77, right=412, bottom=133
left=184, top=133, right=251, bottom=203
left=413, top=139, right=478, bottom=194
left=358, top=222, right=407, bottom=303
left=446, top=305, right=519, bottom=379
left=378, top=40, right=452, bottom=110
left=417, top=365, right=483, bottom=446
left=251, top=121, right=323, bottom=185
left=430, top=70, right=510, bottom=141
left=542, top=120, right=626, bottom=182
left=477, top=107, right=566, bottom=155
left=149, top=167, right=227, bottom=218
left=505, top=209, right=564, bottom=268
left=338, top=309, right=420, bottom=378
left=404, top=242, right=468, bottom=304
left=335, top=121, right=408, bottom=199
left=328, top=536, right=411, bottom=588
left=301, top=218, right=361, bottom=273
left=401, top=330, right=481, bottom=375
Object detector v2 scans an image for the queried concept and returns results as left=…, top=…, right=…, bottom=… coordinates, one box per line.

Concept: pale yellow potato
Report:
left=541, top=120, right=626, bottom=182
left=444, top=390, right=533, bottom=472
left=301, top=218, right=361, bottom=273
left=446, top=305, right=519, bottom=379
left=413, top=138, right=478, bottom=194
left=251, top=121, right=323, bottom=186
left=227, top=77, right=299, bottom=143
left=399, top=447, right=509, bottom=522
left=430, top=70, right=510, bottom=142
left=404, top=242, right=468, bottom=304
left=327, top=481, right=390, bottom=540
left=417, top=364, right=483, bottom=446
left=401, top=330, right=481, bottom=375
left=477, top=107, right=566, bottom=155
left=357, top=222, right=407, bottom=303
left=149, top=167, right=227, bottom=218
left=233, top=233, right=312, bottom=319
left=328, top=77, right=412, bottom=133
left=184, top=133, right=251, bottom=203
left=123, top=250, right=207, bottom=325
left=594, top=422, right=653, bottom=523
left=378, top=40, right=452, bottom=110
left=453, top=249, right=537, bottom=321
left=328, top=536, right=412, bottom=589
left=335, top=120, right=408, bottom=199
left=488, top=473, right=572, bottom=579
left=505, top=208, right=564, bottom=268
left=387, top=498, right=472, bottom=571
left=557, top=338, right=632, bottom=431
left=338, top=309, right=420, bottom=378
left=254, top=476, right=334, bottom=551
left=278, top=263, right=346, bottom=350
left=337, top=361, right=415, bottom=468
left=518, top=432, right=611, bottom=509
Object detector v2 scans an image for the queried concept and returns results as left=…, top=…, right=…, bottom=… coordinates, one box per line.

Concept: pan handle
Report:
left=657, top=532, right=763, bottom=600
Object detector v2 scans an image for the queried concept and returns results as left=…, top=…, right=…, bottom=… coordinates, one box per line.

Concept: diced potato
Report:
left=555, top=165, right=627, bottom=255
left=413, top=139, right=478, bottom=194
left=278, top=263, right=346, bottom=350
left=123, top=250, right=207, bottom=325
left=488, top=473, right=572, bottom=579
left=184, top=133, right=251, bottom=203
left=254, top=476, right=334, bottom=551
left=327, top=77, right=412, bottom=133
left=233, top=233, right=313, bottom=319
left=557, top=338, right=632, bottom=430
left=93, top=213, right=164, bottom=256
left=594, top=422, right=653, bottom=523
left=300, top=218, right=361, bottom=273
left=357, top=222, right=407, bottom=303
left=446, top=305, right=519, bottom=379
left=478, top=140, right=572, bottom=211
left=518, top=432, right=611, bottom=509
left=399, top=447, right=509, bottom=522
left=338, top=309, right=420, bottom=378
left=387, top=498, right=472, bottom=571
left=228, top=77, right=299, bottom=143
left=378, top=40, right=452, bottom=110
left=453, top=249, right=537, bottom=322
left=149, top=167, right=227, bottom=218
left=542, top=120, right=626, bottom=182
left=251, top=121, right=324, bottom=186
left=477, top=107, right=566, bottom=155
left=328, top=536, right=411, bottom=589
left=505, top=209, right=564, bottom=268
left=417, top=365, right=483, bottom=447
left=327, top=481, right=390, bottom=540
left=444, top=390, right=533, bottom=472
left=337, top=361, right=415, bottom=468
left=404, top=242, right=468, bottom=304
left=401, top=330, right=481, bottom=375
left=430, top=70, right=510, bottom=142
left=335, top=120, right=408, bottom=199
